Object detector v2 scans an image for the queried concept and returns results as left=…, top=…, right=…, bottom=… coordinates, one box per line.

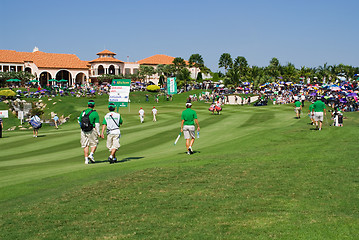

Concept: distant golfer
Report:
left=180, top=102, right=200, bottom=155
left=152, top=106, right=158, bottom=122
left=312, top=97, right=326, bottom=131
left=53, top=114, right=59, bottom=129
left=294, top=100, right=302, bottom=119
left=101, top=103, right=123, bottom=164
left=79, top=100, right=100, bottom=164
left=30, top=114, right=42, bottom=137
left=139, top=107, right=145, bottom=123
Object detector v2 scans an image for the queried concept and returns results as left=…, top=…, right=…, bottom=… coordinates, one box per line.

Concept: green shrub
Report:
left=146, top=85, right=160, bottom=92
left=0, top=89, right=16, bottom=97
left=30, top=107, right=44, bottom=117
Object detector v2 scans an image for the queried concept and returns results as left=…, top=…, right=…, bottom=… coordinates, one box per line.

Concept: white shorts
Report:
left=183, top=125, right=195, bottom=139
left=81, top=130, right=98, bottom=148
left=107, top=134, right=120, bottom=150
left=314, top=112, right=324, bottom=122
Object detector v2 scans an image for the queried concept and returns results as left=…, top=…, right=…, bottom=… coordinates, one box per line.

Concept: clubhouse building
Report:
left=0, top=48, right=200, bottom=86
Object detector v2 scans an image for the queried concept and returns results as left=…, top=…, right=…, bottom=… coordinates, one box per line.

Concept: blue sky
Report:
left=1, top=0, right=358, bottom=72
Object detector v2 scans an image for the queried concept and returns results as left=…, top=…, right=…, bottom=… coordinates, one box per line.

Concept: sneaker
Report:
left=108, top=156, right=114, bottom=164
left=85, top=160, right=89, bottom=164
left=187, top=151, right=191, bottom=155
left=188, top=146, right=193, bottom=154
left=88, top=155, right=95, bottom=163
left=113, top=157, right=117, bottom=163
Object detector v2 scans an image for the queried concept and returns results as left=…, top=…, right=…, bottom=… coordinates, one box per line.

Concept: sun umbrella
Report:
left=347, top=92, right=357, bottom=97
left=29, top=79, right=39, bottom=83
left=48, top=79, right=57, bottom=82
left=6, top=79, right=21, bottom=82
left=331, top=87, right=341, bottom=91
left=59, top=79, right=68, bottom=82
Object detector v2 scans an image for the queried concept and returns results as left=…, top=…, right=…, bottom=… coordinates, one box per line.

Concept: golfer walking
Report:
left=152, top=106, right=157, bottom=122
left=312, top=97, right=326, bottom=131
left=180, top=102, right=200, bottom=155
left=294, top=100, right=302, bottom=119
left=101, top=103, right=123, bottom=164
left=79, top=100, right=100, bottom=164
left=139, top=107, right=145, bottom=123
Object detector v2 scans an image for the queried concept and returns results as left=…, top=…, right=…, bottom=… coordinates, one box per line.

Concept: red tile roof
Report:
left=96, top=49, right=116, bottom=55
left=0, top=50, right=89, bottom=69
left=137, top=54, right=189, bottom=65
left=89, top=57, right=124, bottom=63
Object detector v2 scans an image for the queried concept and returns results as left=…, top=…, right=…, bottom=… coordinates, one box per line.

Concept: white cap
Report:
left=186, top=102, right=192, bottom=106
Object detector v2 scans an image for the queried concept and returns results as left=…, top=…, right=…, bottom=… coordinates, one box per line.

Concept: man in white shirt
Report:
left=152, top=107, right=158, bottom=122
left=139, top=107, right=145, bottom=123
left=101, top=103, right=123, bottom=164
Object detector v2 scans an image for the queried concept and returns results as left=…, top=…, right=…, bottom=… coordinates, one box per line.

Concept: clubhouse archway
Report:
left=39, top=71, right=52, bottom=86
left=75, top=72, right=87, bottom=85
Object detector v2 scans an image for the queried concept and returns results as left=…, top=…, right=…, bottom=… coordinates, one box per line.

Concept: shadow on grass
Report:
left=117, top=156, right=144, bottom=163
left=178, top=151, right=201, bottom=155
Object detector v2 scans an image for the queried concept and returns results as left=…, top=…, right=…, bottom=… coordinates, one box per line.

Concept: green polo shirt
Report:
left=181, top=108, right=198, bottom=126
left=79, top=108, right=100, bottom=127
left=309, top=103, right=314, bottom=112
left=294, top=101, right=302, bottom=107
left=313, top=100, right=326, bottom=112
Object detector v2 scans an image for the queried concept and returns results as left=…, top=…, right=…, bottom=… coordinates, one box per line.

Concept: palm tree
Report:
left=163, top=64, right=176, bottom=77
left=328, top=65, right=339, bottom=83
left=139, top=65, right=155, bottom=84
left=234, top=56, right=249, bottom=82
left=172, top=57, right=186, bottom=72
left=266, top=57, right=281, bottom=82
left=299, top=66, right=315, bottom=84
left=189, top=54, right=204, bottom=79
left=317, top=63, right=331, bottom=83
left=281, top=62, right=297, bottom=82
left=218, top=53, right=233, bottom=74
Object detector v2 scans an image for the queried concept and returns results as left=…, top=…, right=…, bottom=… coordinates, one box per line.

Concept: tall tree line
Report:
left=218, top=53, right=359, bottom=89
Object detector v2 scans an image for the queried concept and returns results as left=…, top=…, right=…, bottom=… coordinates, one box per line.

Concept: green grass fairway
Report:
left=1, top=92, right=359, bottom=239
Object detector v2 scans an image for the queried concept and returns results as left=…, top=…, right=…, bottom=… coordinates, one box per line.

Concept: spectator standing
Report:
left=0, top=117, right=3, bottom=138
left=53, top=114, right=59, bottom=129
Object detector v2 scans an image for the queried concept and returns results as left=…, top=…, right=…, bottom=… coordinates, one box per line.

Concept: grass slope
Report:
left=0, top=92, right=358, bottom=239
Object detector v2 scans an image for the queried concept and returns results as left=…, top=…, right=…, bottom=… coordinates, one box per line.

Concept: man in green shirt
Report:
left=312, top=97, right=327, bottom=130
left=294, top=100, right=302, bottom=119
left=308, top=101, right=315, bottom=125
left=79, top=100, right=100, bottom=164
left=180, top=102, right=200, bottom=155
